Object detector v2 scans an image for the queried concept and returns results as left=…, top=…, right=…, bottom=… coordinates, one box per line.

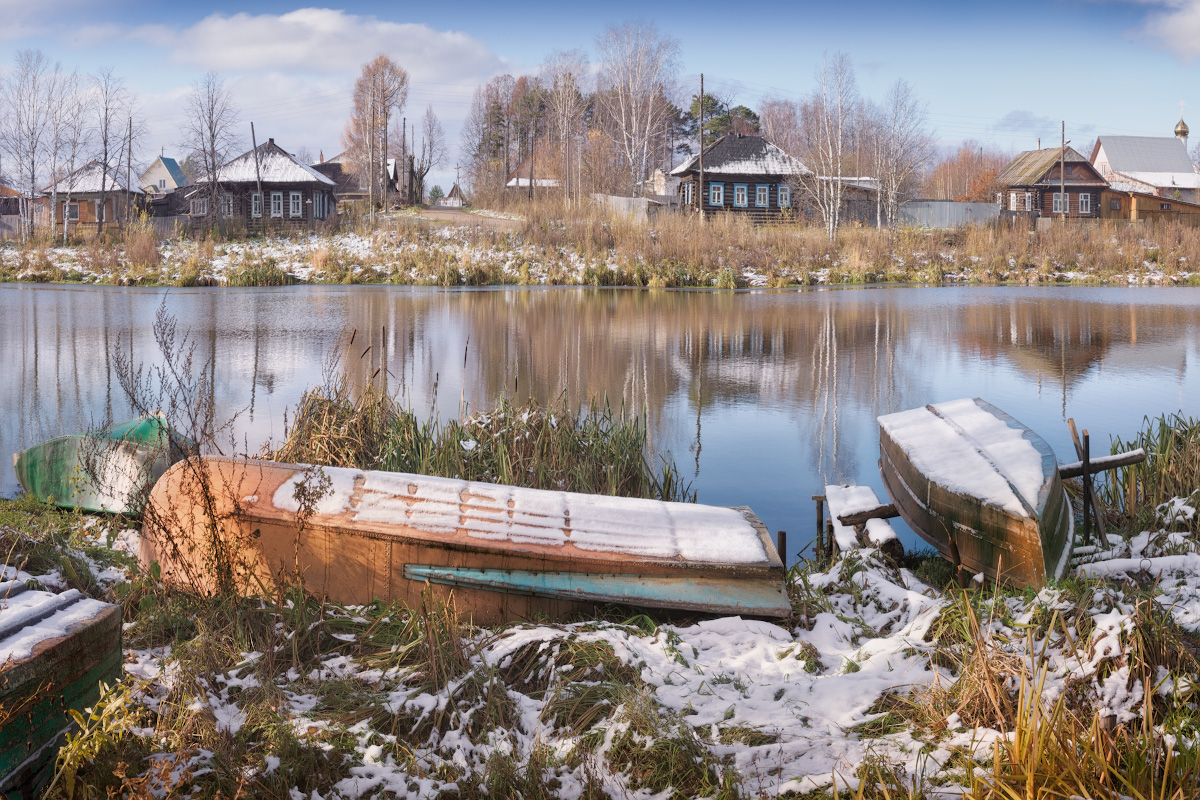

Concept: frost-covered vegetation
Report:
left=5, top=206, right=1200, bottom=289
left=5, top=412, right=1200, bottom=798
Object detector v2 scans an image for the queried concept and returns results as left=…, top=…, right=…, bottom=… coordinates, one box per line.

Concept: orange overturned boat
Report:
left=878, top=398, right=1073, bottom=588
left=138, top=457, right=789, bottom=625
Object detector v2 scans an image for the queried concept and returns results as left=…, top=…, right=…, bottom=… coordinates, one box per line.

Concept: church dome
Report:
left=1177, top=116, right=1190, bottom=138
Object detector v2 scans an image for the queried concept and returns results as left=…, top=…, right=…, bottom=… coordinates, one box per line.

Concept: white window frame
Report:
left=683, top=182, right=693, bottom=206
left=63, top=202, right=79, bottom=221
left=1052, top=192, right=1066, bottom=214
left=190, top=197, right=208, bottom=217
left=778, top=184, right=791, bottom=208
left=270, top=191, right=283, bottom=218
left=221, top=194, right=234, bottom=218
left=755, top=184, right=769, bottom=207
left=1010, top=192, right=1018, bottom=210
left=289, top=191, right=302, bottom=218
left=1024, top=192, right=1032, bottom=211
left=158, top=179, right=166, bottom=189
left=1079, top=193, right=1091, bottom=215
left=709, top=183, right=724, bottom=206
left=733, top=183, right=749, bottom=207
left=251, top=192, right=262, bottom=218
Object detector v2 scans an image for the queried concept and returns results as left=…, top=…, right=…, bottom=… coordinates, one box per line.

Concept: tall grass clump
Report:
left=225, top=254, right=296, bottom=286
left=124, top=215, right=161, bottom=274
left=270, top=374, right=692, bottom=502
left=1099, top=412, right=1200, bottom=534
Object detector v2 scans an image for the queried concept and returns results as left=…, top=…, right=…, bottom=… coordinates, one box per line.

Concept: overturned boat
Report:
left=12, top=412, right=190, bottom=515
left=138, top=457, right=790, bottom=625
left=878, top=398, right=1073, bottom=588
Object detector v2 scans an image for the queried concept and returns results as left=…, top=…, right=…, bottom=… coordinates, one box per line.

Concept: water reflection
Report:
left=1, top=284, right=1197, bottom=560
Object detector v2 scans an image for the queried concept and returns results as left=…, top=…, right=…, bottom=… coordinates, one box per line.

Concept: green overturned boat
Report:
left=12, top=412, right=190, bottom=515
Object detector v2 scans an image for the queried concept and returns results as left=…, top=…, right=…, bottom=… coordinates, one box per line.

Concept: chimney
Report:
left=268, top=138, right=274, bottom=146
left=319, top=150, right=325, bottom=163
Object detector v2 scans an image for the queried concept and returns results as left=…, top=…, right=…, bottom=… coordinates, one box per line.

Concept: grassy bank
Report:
left=6, top=410, right=1200, bottom=798
left=5, top=203, right=1200, bottom=288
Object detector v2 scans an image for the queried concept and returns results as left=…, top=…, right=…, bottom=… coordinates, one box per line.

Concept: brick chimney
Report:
left=319, top=150, right=324, bottom=163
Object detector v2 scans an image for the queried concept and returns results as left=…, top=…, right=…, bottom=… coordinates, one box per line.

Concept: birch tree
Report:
left=540, top=49, right=589, bottom=207
left=92, top=68, right=135, bottom=234
left=871, top=79, right=933, bottom=228
left=182, top=71, right=239, bottom=234
left=798, top=52, right=859, bottom=241
left=47, top=69, right=95, bottom=241
left=412, top=106, right=446, bottom=202
left=0, top=50, right=56, bottom=239
left=595, top=22, right=679, bottom=196
left=343, top=56, right=409, bottom=211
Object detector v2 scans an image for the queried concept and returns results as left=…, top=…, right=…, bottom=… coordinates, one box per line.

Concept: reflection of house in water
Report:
left=956, top=300, right=1195, bottom=391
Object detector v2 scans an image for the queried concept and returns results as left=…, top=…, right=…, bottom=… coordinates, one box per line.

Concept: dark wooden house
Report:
left=670, top=134, right=809, bottom=222
left=994, top=147, right=1108, bottom=220
left=188, top=139, right=336, bottom=233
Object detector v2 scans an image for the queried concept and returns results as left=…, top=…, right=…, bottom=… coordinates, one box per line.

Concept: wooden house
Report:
left=36, top=161, right=145, bottom=230
left=187, top=139, right=336, bottom=233
left=994, top=147, right=1107, bottom=219
left=435, top=183, right=468, bottom=208
left=670, top=134, right=809, bottom=222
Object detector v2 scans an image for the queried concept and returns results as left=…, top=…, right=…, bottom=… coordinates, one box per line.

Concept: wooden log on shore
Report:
left=1058, top=448, right=1146, bottom=479
left=836, top=503, right=900, bottom=526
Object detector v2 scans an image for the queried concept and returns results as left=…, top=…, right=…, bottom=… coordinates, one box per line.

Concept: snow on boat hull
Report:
left=0, top=583, right=122, bottom=797
left=878, top=398, right=1072, bottom=588
left=12, top=412, right=189, bottom=515
left=139, top=457, right=789, bottom=625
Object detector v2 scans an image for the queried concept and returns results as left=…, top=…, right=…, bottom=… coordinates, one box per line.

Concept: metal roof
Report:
left=995, top=146, right=1103, bottom=187
left=1095, top=136, right=1193, bottom=174
left=41, top=160, right=144, bottom=195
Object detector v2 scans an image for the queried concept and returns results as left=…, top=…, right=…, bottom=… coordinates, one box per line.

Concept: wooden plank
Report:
left=1058, top=448, right=1146, bottom=479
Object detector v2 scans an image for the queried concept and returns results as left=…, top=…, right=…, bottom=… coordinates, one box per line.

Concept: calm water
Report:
left=2, top=283, right=1198, bottom=561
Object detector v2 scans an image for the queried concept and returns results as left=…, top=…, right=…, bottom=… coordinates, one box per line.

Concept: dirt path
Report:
left=415, top=208, right=523, bottom=232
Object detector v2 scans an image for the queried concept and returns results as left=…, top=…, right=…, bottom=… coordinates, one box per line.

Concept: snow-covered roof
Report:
left=1114, top=171, right=1200, bottom=190
left=41, top=160, right=144, bottom=195
left=200, top=140, right=335, bottom=186
left=1095, top=136, right=1193, bottom=174
left=671, top=135, right=809, bottom=177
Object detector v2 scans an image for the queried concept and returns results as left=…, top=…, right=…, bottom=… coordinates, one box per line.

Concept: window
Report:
left=1110, top=197, right=1122, bottom=211
left=755, top=185, right=769, bottom=207
left=289, top=191, right=302, bottom=218
left=158, top=179, right=166, bottom=189
left=221, top=194, right=233, bottom=218
left=1025, top=192, right=1032, bottom=211
left=1010, top=192, right=1018, bottom=210
left=1161, top=203, right=1173, bottom=211
left=1052, top=193, right=1066, bottom=214
left=778, top=184, right=790, bottom=208
left=270, top=191, right=283, bottom=218
left=682, top=182, right=693, bottom=205
left=190, top=197, right=208, bottom=217
left=251, top=192, right=262, bottom=218
left=314, top=191, right=330, bottom=220
left=1079, top=193, right=1091, bottom=215
left=63, top=202, right=78, bottom=221
left=733, top=184, right=748, bottom=207
left=709, top=183, right=724, bottom=206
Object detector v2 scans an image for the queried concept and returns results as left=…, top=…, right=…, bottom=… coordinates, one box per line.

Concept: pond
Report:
left=2, top=283, right=1198, bottom=562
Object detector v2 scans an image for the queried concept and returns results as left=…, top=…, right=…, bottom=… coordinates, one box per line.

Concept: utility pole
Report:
left=1060, top=121, right=1069, bottom=224
left=528, top=115, right=537, bottom=202
left=250, top=122, right=263, bottom=228
left=125, top=116, right=132, bottom=228
left=698, top=73, right=704, bottom=217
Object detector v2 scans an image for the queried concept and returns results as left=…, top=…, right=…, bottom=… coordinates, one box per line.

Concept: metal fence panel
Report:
left=899, top=201, right=1000, bottom=228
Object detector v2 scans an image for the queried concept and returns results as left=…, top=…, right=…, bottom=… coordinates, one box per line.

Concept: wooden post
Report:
left=1067, top=418, right=1106, bottom=535
left=697, top=74, right=704, bottom=218
left=1082, top=430, right=1092, bottom=546
left=777, top=531, right=787, bottom=563
left=813, top=495, right=825, bottom=564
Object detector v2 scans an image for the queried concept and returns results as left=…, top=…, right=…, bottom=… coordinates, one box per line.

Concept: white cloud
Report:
left=131, top=8, right=510, bottom=84
left=1133, top=1, right=1200, bottom=60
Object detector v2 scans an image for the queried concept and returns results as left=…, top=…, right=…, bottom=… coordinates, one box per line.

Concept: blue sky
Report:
left=4, top=0, right=1200, bottom=189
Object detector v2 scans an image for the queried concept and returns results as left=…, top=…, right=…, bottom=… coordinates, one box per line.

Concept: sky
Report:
left=4, top=0, right=1200, bottom=192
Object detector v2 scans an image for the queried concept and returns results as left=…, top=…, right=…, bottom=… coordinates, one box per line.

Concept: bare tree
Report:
left=798, top=52, right=860, bottom=241
left=871, top=79, right=933, bottom=228
left=182, top=71, right=239, bottom=234
left=595, top=22, right=680, bottom=196
left=91, top=68, right=136, bottom=235
left=540, top=49, right=589, bottom=207
left=0, top=50, right=56, bottom=240
left=412, top=106, right=446, bottom=202
left=343, top=55, right=409, bottom=215
left=47, top=68, right=94, bottom=242
left=760, top=97, right=802, bottom=156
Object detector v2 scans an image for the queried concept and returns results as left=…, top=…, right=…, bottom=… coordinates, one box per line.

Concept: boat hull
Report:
left=139, top=457, right=790, bottom=625
left=879, top=399, right=1072, bottom=587
left=0, top=584, right=122, bottom=798
left=12, top=413, right=186, bottom=514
